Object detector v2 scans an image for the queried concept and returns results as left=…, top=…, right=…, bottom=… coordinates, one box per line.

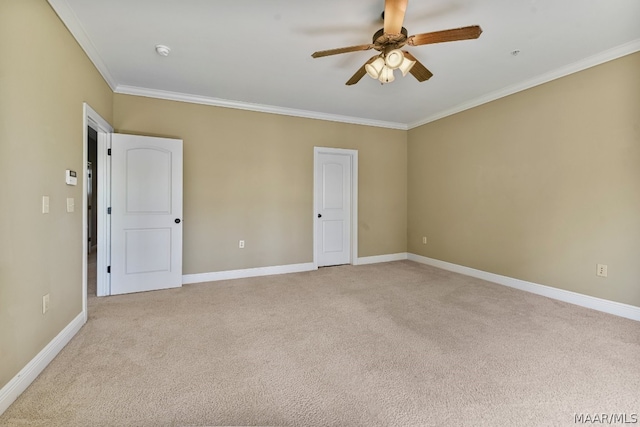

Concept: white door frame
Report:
left=313, top=147, right=358, bottom=268
left=82, top=103, right=113, bottom=318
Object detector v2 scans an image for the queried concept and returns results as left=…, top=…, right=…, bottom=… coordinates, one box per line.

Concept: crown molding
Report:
left=47, top=0, right=118, bottom=90
left=45, top=0, right=639, bottom=132
left=48, top=0, right=404, bottom=130
left=115, top=85, right=408, bottom=130
left=407, top=38, right=640, bottom=130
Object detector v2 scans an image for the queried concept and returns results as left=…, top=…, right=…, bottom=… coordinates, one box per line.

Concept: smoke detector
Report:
left=155, top=45, right=171, bottom=57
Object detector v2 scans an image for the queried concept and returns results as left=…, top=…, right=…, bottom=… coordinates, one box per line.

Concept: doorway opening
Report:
left=82, top=104, right=113, bottom=319
left=87, top=126, right=98, bottom=297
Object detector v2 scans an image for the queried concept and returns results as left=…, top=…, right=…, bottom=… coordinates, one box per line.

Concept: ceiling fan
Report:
left=311, top=0, right=482, bottom=85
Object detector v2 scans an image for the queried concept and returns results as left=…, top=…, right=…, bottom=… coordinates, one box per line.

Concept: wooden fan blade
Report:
left=383, top=0, right=408, bottom=35
left=402, top=51, right=433, bottom=82
left=346, top=56, right=380, bottom=86
left=408, top=25, right=482, bottom=46
left=311, top=44, right=373, bottom=58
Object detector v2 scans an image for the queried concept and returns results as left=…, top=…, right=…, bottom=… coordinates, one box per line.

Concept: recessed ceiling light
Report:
left=155, top=45, right=171, bottom=57
left=511, top=50, right=521, bottom=56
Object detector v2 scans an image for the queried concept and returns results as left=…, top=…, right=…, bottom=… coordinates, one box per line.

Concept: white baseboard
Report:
left=182, top=262, right=317, bottom=284
left=356, top=253, right=408, bottom=265
left=184, top=253, right=640, bottom=321
left=0, top=312, right=85, bottom=415
left=183, top=254, right=414, bottom=284
left=408, top=253, right=640, bottom=322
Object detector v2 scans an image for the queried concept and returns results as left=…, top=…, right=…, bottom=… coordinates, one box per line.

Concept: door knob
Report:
left=175, top=218, right=181, bottom=224
left=317, top=214, right=322, bottom=218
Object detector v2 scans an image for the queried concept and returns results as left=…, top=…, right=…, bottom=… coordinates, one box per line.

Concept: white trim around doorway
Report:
left=83, top=103, right=113, bottom=317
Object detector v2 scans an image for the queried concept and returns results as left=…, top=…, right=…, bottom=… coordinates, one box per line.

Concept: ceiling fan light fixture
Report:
left=385, top=49, right=404, bottom=69
left=310, top=1, right=482, bottom=86
left=378, top=66, right=395, bottom=83
left=365, top=56, right=385, bottom=79
left=398, top=56, right=416, bottom=77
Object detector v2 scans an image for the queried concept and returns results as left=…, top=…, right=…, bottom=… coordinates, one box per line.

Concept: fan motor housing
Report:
left=372, top=27, right=409, bottom=52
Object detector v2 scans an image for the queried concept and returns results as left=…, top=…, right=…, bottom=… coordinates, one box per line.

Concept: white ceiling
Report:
left=49, top=0, right=640, bottom=129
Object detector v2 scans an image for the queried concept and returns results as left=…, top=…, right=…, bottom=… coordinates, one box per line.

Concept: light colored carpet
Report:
left=2, top=261, right=639, bottom=426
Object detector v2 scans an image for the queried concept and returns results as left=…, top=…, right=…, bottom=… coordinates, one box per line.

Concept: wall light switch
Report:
left=42, top=196, right=50, bottom=214
left=43, top=294, right=50, bottom=314
left=66, top=197, right=74, bottom=213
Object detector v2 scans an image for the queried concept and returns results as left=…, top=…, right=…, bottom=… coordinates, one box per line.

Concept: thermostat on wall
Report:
left=65, top=170, right=77, bottom=186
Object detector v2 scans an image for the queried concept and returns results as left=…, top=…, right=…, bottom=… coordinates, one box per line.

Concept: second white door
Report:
left=315, top=149, right=354, bottom=267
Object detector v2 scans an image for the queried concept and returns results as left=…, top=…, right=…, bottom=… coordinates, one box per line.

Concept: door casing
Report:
left=82, top=104, right=113, bottom=316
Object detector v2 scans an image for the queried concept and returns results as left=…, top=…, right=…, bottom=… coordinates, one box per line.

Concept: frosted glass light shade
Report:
left=385, top=49, right=404, bottom=69
left=378, top=66, right=395, bottom=83
left=365, top=57, right=385, bottom=79
left=398, top=56, right=416, bottom=76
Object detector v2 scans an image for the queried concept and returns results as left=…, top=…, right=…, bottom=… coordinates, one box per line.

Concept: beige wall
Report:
left=0, top=1, right=113, bottom=388
left=408, top=52, right=640, bottom=307
left=113, top=95, right=408, bottom=273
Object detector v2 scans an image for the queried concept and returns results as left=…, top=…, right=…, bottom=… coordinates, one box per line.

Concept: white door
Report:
left=110, top=134, right=183, bottom=295
left=315, top=150, right=353, bottom=267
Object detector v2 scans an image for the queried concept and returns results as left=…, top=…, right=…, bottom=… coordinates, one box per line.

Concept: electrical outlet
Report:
left=239, top=240, right=245, bottom=249
left=42, top=294, right=50, bottom=314
left=596, top=264, right=607, bottom=277
left=422, top=236, right=427, bottom=245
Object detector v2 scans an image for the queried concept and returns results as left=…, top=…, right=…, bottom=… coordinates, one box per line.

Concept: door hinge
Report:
left=107, top=266, right=111, bottom=273
left=107, top=148, right=111, bottom=155
left=107, top=207, right=111, bottom=214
